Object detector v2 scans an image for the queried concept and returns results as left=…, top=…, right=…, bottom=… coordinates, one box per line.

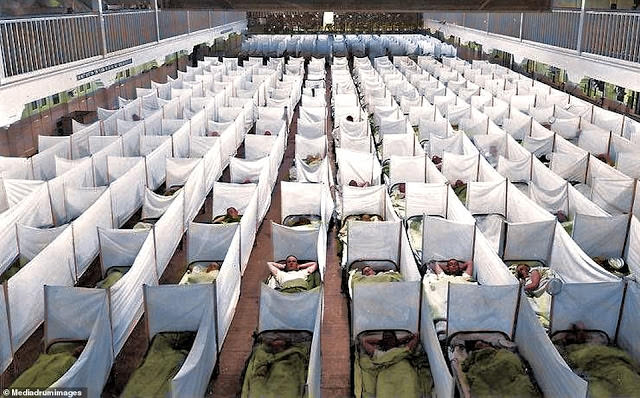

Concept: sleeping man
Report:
left=349, top=265, right=403, bottom=296
left=267, top=255, right=319, bottom=292
left=429, top=259, right=473, bottom=281
left=355, top=331, right=432, bottom=398
left=213, top=207, right=242, bottom=224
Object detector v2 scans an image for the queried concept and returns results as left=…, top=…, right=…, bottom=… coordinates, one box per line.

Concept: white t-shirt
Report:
left=270, top=269, right=310, bottom=289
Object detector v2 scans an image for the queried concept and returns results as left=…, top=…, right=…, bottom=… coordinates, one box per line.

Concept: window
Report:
left=52, top=94, right=60, bottom=105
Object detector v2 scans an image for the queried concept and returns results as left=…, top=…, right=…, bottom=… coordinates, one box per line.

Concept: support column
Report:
left=519, top=12, right=524, bottom=42
left=153, top=0, right=161, bottom=42
left=576, top=0, right=586, bottom=54
left=96, top=0, right=107, bottom=56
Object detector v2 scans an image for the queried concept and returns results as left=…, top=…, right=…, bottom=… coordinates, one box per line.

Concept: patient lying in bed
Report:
left=11, top=342, right=85, bottom=389
left=389, top=184, right=406, bottom=218
left=282, top=214, right=322, bottom=230
left=553, top=323, right=640, bottom=398
left=266, top=256, right=320, bottom=293
left=349, top=265, right=403, bottom=297
left=512, top=263, right=554, bottom=329
left=213, top=207, right=242, bottom=224
left=355, top=330, right=433, bottom=398
left=121, top=332, right=196, bottom=398
left=179, top=262, right=220, bottom=285
left=424, top=260, right=476, bottom=336
left=450, top=333, right=541, bottom=398
left=241, top=331, right=312, bottom=398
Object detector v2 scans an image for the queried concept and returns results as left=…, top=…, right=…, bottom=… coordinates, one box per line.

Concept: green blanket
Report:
left=462, top=348, right=541, bottom=398
left=95, top=266, right=130, bottom=289
left=562, top=220, right=573, bottom=236
left=278, top=271, right=321, bottom=294
left=241, top=341, right=311, bottom=398
left=454, top=183, right=467, bottom=205
left=351, top=270, right=403, bottom=286
left=354, top=345, right=433, bottom=398
left=564, top=344, right=640, bottom=398
left=0, top=262, right=21, bottom=283
left=121, top=332, right=195, bottom=398
left=179, top=270, right=219, bottom=285
left=11, top=342, right=83, bottom=388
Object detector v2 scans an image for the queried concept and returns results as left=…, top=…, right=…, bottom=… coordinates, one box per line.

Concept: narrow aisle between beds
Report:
left=209, top=90, right=300, bottom=398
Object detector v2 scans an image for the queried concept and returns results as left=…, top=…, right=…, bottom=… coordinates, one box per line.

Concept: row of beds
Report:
left=331, top=101, right=639, bottom=396
left=6, top=173, right=328, bottom=396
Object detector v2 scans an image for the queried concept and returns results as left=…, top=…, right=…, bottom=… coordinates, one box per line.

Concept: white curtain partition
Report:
left=625, top=216, right=640, bottom=277
left=346, top=221, right=401, bottom=267
left=549, top=225, right=619, bottom=283
left=110, top=231, right=157, bottom=354
left=153, top=191, right=185, bottom=277
left=341, top=185, right=386, bottom=219
left=306, top=295, right=323, bottom=398
left=72, top=190, right=113, bottom=277
left=336, top=148, right=380, bottom=186
left=405, top=183, right=448, bottom=218
left=239, top=191, right=259, bottom=274
left=187, top=222, right=238, bottom=266
left=8, top=226, right=75, bottom=348
left=98, top=228, right=149, bottom=274
left=16, top=224, right=67, bottom=264
left=65, top=186, right=107, bottom=222
left=166, top=158, right=200, bottom=190
left=182, top=161, right=207, bottom=225
left=258, top=283, right=321, bottom=333
left=386, top=156, right=425, bottom=187
left=503, top=220, right=555, bottom=262
left=571, top=214, right=628, bottom=259
left=44, top=286, right=113, bottom=398
left=212, top=182, right=257, bottom=220
left=352, top=280, right=420, bottom=339
left=514, top=297, right=589, bottom=398
left=446, top=283, right=519, bottom=338
left=422, top=216, right=475, bottom=263
left=441, top=152, right=478, bottom=183
left=109, top=158, right=146, bottom=227
left=144, top=284, right=218, bottom=398
left=550, top=281, right=625, bottom=339
left=618, top=282, right=640, bottom=364
left=420, top=279, right=455, bottom=398
left=466, top=180, right=506, bottom=216
left=144, top=138, right=172, bottom=191
left=0, top=288, right=12, bottom=373
left=271, top=222, right=320, bottom=265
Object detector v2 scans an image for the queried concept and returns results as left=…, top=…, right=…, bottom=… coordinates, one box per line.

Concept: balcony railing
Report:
left=426, top=9, right=640, bottom=63
left=0, top=10, right=246, bottom=79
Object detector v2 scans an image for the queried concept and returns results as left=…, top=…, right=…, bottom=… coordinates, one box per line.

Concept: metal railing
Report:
left=104, top=11, right=156, bottom=53
left=0, top=10, right=246, bottom=79
left=0, top=14, right=101, bottom=77
left=426, top=9, right=640, bottom=63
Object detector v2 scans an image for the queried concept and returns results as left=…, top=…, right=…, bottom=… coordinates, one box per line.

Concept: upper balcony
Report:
left=424, top=9, right=640, bottom=92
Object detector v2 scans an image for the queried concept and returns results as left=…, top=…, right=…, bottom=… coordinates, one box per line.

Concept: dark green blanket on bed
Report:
left=462, top=347, right=541, bottom=398
left=121, top=332, right=194, bottom=398
left=278, top=271, right=321, bottom=294
left=11, top=342, right=84, bottom=389
left=351, top=270, right=403, bottom=286
left=241, top=341, right=311, bottom=398
left=454, top=183, right=467, bottom=205
left=564, top=344, right=640, bottom=398
left=354, top=345, right=433, bottom=398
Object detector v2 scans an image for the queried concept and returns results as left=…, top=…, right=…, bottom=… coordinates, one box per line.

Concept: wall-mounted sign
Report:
left=76, top=59, right=133, bottom=81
